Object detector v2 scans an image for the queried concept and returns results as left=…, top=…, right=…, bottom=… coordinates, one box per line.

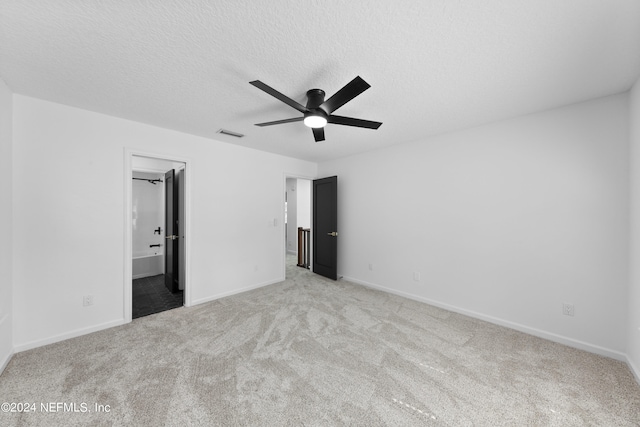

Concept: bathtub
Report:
left=132, top=250, right=164, bottom=279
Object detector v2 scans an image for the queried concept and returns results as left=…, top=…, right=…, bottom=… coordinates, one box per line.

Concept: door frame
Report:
left=282, top=173, right=315, bottom=279
left=124, top=149, right=192, bottom=323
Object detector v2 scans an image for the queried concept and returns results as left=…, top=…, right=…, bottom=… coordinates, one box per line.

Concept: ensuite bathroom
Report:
left=131, top=156, right=185, bottom=318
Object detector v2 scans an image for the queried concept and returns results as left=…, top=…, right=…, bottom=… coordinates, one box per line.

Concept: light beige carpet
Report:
left=1, top=257, right=639, bottom=426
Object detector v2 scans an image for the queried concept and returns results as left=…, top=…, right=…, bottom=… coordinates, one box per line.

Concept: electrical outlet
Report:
left=562, top=303, right=574, bottom=317
left=83, top=295, right=94, bottom=307
left=368, top=263, right=373, bottom=271
left=413, top=272, right=420, bottom=282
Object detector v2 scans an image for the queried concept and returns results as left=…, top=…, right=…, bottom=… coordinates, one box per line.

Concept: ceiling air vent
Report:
left=216, top=129, right=244, bottom=138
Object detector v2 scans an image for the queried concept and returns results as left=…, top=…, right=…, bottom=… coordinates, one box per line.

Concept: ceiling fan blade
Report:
left=255, top=117, right=303, bottom=127
left=312, top=127, right=325, bottom=142
left=328, top=115, right=382, bottom=129
left=250, top=80, right=308, bottom=114
left=320, top=76, right=371, bottom=114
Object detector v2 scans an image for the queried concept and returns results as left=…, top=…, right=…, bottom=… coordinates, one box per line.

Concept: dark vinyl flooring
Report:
left=132, top=274, right=184, bottom=319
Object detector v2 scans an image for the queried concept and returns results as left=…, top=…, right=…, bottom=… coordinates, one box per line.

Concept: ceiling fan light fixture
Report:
left=303, top=114, right=327, bottom=128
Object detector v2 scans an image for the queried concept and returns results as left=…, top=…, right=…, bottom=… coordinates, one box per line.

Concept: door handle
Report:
left=165, top=235, right=179, bottom=240
left=327, top=231, right=338, bottom=237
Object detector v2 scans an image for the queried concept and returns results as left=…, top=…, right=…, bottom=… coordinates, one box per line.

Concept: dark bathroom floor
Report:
left=132, top=274, right=184, bottom=319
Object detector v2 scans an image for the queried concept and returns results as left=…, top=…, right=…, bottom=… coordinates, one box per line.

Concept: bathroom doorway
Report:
left=125, top=152, right=189, bottom=321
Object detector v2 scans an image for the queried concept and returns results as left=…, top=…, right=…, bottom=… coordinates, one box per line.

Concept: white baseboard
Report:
left=13, top=318, right=127, bottom=353
left=0, top=350, right=12, bottom=377
left=342, top=275, right=627, bottom=362
left=12, top=277, right=286, bottom=354
left=627, top=355, right=640, bottom=385
left=191, top=277, right=285, bottom=306
left=0, top=312, right=12, bottom=376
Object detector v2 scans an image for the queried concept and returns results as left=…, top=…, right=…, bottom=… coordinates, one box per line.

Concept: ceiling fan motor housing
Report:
left=306, top=89, right=326, bottom=109
left=305, top=89, right=329, bottom=124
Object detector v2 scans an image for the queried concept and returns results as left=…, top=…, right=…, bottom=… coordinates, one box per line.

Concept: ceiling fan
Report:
left=249, top=76, right=382, bottom=142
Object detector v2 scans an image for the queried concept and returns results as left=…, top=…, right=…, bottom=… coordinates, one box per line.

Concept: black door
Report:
left=164, top=169, right=179, bottom=292
left=313, top=176, right=338, bottom=280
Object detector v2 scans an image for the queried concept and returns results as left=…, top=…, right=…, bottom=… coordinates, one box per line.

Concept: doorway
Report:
left=125, top=152, right=190, bottom=322
left=284, top=177, right=312, bottom=278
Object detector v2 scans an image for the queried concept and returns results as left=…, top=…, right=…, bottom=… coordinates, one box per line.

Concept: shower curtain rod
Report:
left=132, top=177, right=163, bottom=185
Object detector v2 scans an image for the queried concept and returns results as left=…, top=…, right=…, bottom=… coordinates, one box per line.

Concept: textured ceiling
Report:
left=1, top=1, right=640, bottom=162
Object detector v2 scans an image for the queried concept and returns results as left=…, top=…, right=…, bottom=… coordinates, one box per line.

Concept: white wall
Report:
left=0, top=78, right=12, bottom=373
left=132, top=171, right=164, bottom=258
left=286, top=178, right=298, bottom=254
left=132, top=156, right=184, bottom=172
left=629, top=78, right=640, bottom=379
left=297, top=179, right=311, bottom=229
left=12, top=95, right=316, bottom=350
left=318, top=93, right=629, bottom=358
